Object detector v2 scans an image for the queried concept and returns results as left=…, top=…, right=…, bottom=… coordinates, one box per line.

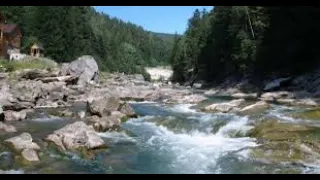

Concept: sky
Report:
left=94, top=6, right=213, bottom=34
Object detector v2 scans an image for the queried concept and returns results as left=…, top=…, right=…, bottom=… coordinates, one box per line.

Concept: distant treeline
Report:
left=169, top=7, right=320, bottom=85
left=0, top=6, right=174, bottom=74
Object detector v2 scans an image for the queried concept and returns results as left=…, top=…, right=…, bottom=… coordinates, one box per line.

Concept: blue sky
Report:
left=94, top=6, right=213, bottom=34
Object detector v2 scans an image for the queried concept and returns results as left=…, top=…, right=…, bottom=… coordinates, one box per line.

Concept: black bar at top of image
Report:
left=0, top=1, right=319, bottom=6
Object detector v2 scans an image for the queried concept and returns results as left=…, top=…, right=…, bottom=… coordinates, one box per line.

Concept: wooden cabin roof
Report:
left=0, top=24, right=19, bottom=35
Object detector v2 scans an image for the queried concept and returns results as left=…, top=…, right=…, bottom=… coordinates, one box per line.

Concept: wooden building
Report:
left=0, top=12, right=22, bottom=59
left=30, top=43, right=44, bottom=57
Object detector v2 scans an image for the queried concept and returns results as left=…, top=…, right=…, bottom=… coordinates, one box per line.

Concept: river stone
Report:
left=4, top=110, right=27, bottom=122
left=204, top=99, right=245, bottom=113
left=46, top=121, right=105, bottom=151
left=238, top=101, right=269, bottom=115
left=0, top=122, right=16, bottom=133
left=93, top=115, right=121, bottom=132
left=119, top=103, right=136, bottom=117
left=21, top=148, right=40, bottom=162
left=87, top=96, right=120, bottom=117
left=4, top=133, right=40, bottom=152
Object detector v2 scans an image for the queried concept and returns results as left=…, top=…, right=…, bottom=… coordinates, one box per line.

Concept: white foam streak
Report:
left=97, top=131, right=136, bottom=143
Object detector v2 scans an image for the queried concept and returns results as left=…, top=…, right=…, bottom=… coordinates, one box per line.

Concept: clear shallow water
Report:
left=1, top=101, right=320, bottom=174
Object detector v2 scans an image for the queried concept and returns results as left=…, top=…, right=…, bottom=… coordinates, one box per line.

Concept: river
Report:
left=1, top=98, right=320, bottom=174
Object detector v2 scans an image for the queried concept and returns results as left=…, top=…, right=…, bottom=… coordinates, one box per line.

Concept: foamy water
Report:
left=125, top=107, right=258, bottom=174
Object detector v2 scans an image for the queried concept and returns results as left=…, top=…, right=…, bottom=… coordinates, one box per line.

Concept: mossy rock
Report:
left=248, top=119, right=310, bottom=141
left=250, top=143, right=303, bottom=164
left=292, top=108, right=320, bottom=120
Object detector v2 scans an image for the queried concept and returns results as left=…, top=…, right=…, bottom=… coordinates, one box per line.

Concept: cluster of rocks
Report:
left=0, top=55, right=141, bottom=162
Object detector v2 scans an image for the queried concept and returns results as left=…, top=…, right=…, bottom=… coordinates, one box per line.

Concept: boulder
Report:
left=0, top=122, right=16, bottom=133
left=260, top=91, right=294, bottom=102
left=4, top=133, right=40, bottom=152
left=238, top=101, right=269, bottom=115
left=93, top=116, right=121, bottom=132
left=62, top=56, right=99, bottom=87
left=4, top=110, right=27, bottom=122
left=87, top=96, right=120, bottom=117
left=21, top=148, right=40, bottom=162
left=110, top=111, right=127, bottom=121
left=204, top=99, right=245, bottom=113
left=45, top=121, right=105, bottom=152
left=4, top=133, right=40, bottom=162
left=119, top=103, right=136, bottom=117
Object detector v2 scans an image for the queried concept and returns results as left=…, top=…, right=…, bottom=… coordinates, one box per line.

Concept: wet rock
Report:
left=45, top=121, right=105, bottom=152
left=204, top=99, right=245, bottom=113
left=87, top=96, right=120, bottom=117
left=110, top=111, right=127, bottom=122
left=21, top=148, right=40, bottom=162
left=248, top=119, right=320, bottom=164
left=204, top=89, right=218, bottom=96
left=231, top=92, right=258, bottom=99
left=179, top=94, right=207, bottom=104
left=238, top=101, right=269, bottom=115
left=93, top=116, right=121, bottom=132
left=4, top=133, right=40, bottom=152
left=119, top=103, right=136, bottom=117
left=0, top=122, right=16, bottom=132
left=3, top=110, right=27, bottom=122
left=275, top=98, right=318, bottom=107
left=292, top=108, right=320, bottom=120
left=260, top=91, right=294, bottom=102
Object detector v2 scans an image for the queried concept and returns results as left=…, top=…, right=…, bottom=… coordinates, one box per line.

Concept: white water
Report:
left=125, top=104, right=258, bottom=174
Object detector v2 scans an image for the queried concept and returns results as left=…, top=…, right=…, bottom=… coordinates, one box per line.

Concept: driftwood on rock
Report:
left=35, top=75, right=77, bottom=84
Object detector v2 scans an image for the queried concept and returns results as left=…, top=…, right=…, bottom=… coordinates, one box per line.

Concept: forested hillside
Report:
left=0, top=6, right=173, bottom=74
left=170, top=7, right=320, bottom=86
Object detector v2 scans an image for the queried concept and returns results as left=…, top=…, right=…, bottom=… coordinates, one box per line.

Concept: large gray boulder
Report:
left=87, top=96, right=120, bottom=117
left=45, top=121, right=105, bottom=152
left=60, top=56, right=99, bottom=87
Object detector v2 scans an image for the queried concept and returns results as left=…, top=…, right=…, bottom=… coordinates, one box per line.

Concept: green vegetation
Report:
left=0, top=57, right=57, bottom=72
left=170, top=7, right=320, bottom=86
left=0, top=6, right=172, bottom=75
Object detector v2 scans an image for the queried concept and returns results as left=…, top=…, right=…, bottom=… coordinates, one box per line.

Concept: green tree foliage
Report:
left=171, top=6, right=320, bottom=85
left=0, top=6, right=172, bottom=75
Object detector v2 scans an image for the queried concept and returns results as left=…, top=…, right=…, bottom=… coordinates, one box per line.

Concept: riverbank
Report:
left=1, top=56, right=320, bottom=173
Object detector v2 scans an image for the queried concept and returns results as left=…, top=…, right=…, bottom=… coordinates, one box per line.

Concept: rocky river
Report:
left=2, top=56, right=320, bottom=174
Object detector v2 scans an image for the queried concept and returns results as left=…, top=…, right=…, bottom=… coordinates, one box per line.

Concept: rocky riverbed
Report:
left=2, top=56, right=320, bottom=173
